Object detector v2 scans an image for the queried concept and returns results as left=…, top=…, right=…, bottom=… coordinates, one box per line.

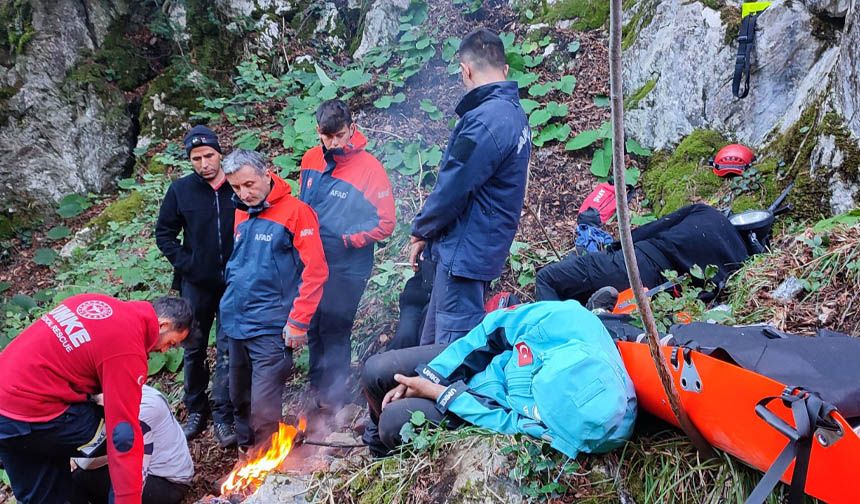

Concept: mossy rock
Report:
left=622, top=0, right=658, bottom=50
left=65, top=16, right=154, bottom=93
left=543, top=0, right=610, bottom=30
left=641, top=130, right=727, bottom=216
left=0, top=0, right=35, bottom=59
left=186, top=0, right=243, bottom=73
left=138, top=68, right=202, bottom=138
left=88, top=191, right=145, bottom=233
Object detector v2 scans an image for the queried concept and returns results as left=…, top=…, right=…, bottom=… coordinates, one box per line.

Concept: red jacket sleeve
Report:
left=344, top=160, right=396, bottom=249
left=98, top=354, right=146, bottom=504
left=286, top=202, right=328, bottom=330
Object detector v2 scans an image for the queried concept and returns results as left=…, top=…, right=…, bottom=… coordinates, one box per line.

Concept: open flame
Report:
left=220, top=417, right=307, bottom=497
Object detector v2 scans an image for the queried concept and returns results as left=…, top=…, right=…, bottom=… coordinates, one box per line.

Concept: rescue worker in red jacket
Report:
left=0, top=294, right=193, bottom=504
left=220, top=149, right=328, bottom=451
left=299, top=99, right=395, bottom=409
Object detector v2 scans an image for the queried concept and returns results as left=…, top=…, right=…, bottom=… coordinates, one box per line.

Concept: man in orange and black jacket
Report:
left=220, top=149, right=328, bottom=451
left=299, top=99, right=395, bottom=409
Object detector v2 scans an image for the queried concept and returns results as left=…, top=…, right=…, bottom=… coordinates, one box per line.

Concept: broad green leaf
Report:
left=626, top=138, right=652, bottom=156
left=234, top=131, right=261, bottom=150
left=374, top=93, right=406, bottom=109
left=520, top=99, right=541, bottom=114
left=399, top=422, right=416, bottom=443
left=690, top=264, right=704, bottom=280
left=528, top=108, right=552, bottom=127
left=500, top=32, right=515, bottom=49
left=524, top=55, right=544, bottom=68
left=314, top=63, right=336, bottom=87
left=46, top=226, right=71, bottom=240
left=597, top=121, right=612, bottom=139
left=593, top=95, right=610, bottom=108
left=416, top=36, right=431, bottom=49
left=544, top=101, right=569, bottom=117
left=565, top=130, right=600, bottom=150
left=165, top=347, right=184, bottom=373
left=57, top=203, right=85, bottom=219
left=147, top=352, right=167, bottom=376
left=410, top=410, right=427, bottom=426
left=557, top=75, right=576, bottom=94
left=34, top=248, right=59, bottom=266
left=543, top=123, right=571, bottom=142
left=625, top=166, right=641, bottom=186
left=631, top=213, right=657, bottom=225
left=338, top=69, right=371, bottom=88
left=567, top=40, right=581, bottom=53
left=9, top=294, right=36, bottom=311
left=528, top=82, right=554, bottom=97
left=294, top=114, right=316, bottom=133
left=513, top=71, right=539, bottom=88
left=442, top=37, right=461, bottom=61
left=0, top=281, right=9, bottom=295
left=424, top=145, right=443, bottom=166
left=506, top=52, right=526, bottom=72
left=590, top=144, right=612, bottom=178
left=317, top=84, right=339, bottom=100
left=118, top=178, right=138, bottom=190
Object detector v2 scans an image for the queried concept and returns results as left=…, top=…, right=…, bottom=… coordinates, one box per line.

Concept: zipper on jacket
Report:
left=215, top=188, right=224, bottom=272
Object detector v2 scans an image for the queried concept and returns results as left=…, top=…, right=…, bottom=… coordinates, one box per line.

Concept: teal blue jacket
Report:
left=418, top=301, right=637, bottom=458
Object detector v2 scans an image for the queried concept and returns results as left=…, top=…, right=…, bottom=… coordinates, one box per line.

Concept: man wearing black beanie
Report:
left=155, top=125, right=237, bottom=447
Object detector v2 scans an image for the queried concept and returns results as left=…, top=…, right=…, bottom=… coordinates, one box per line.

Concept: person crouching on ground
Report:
left=0, top=294, right=192, bottom=504
left=361, top=300, right=637, bottom=458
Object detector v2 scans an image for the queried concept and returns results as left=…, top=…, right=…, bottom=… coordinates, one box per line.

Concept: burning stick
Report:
left=220, top=417, right=308, bottom=497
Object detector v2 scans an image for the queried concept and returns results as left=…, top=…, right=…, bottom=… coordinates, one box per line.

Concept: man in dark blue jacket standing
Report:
left=409, top=28, right=531, bottom=345
left=155, top=125, right=236, bottom=447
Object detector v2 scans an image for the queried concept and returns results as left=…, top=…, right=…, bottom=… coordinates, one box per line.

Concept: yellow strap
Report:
left=742, top=1, right=771, bottom=18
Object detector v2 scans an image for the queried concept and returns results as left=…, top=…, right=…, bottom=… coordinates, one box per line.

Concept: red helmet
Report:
left=711, top=144, right=755, bottom=177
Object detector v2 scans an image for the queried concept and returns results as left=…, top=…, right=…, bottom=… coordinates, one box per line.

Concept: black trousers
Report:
left=307, top=272, right=368, bottom=407
left=387, top=255, right=434, bottom=351
left=360, top=344, right=460, bottom=456
left=535, top=246, right=670, bottom=304
left=229, top=335, right=292, bottom=449
left=70, top=466, right=188, bottom=504
left=180, top=280, right=232, bottom=425
left=0, top=403, right=102, bottom=504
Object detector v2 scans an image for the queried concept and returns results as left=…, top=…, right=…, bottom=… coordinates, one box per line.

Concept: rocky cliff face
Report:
left=623, top=0, right=860, bottom=215
left=0, top=0, right=135, bottom=217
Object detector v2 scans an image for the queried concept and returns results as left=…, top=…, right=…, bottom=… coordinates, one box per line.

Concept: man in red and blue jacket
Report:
left=299, top=99, right=395, bottom=408
left=0, top=294, right=192, bottom=504
left=220, top=149, right=328, bottom=450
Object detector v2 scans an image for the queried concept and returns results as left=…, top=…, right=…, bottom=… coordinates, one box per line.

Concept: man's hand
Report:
left=283, top=324, right=308, bottom=350
left=395, top=373, right=446, bottom=401
left=381, top=384, right=407, bottom=410
left=408, top=236, right=427, bottom=272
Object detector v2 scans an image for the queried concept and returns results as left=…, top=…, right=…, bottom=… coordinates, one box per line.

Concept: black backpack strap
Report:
left=745, top=387, right=838, bottom=504
left=733, top=13, right=759, bottom=99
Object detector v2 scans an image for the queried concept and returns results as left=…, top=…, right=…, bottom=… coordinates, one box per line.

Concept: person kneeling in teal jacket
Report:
left=361, top=300, right=637, bottom=458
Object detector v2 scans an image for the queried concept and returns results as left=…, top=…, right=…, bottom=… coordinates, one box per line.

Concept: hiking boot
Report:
left=586, top=286, right=619, bottom=312
left=182, top=412, right=208, bottom=440
left=214, top=422, right=237, bottom=448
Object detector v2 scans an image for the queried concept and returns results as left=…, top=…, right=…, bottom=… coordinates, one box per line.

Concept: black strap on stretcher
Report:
left=745, top=387, right=840, bottom=504
left=733, top=12, right=760, bottom=99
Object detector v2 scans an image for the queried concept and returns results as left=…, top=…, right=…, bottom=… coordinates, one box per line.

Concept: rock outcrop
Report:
left=0, top=0, right=135, bottom=214
left=622, top=0, right=841, bottom=149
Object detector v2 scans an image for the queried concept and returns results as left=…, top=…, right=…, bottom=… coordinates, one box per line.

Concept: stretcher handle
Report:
left=755, top=403, right=801, bottom=443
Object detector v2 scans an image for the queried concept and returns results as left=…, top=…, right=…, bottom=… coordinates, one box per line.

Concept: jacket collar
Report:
left=322, top=128, right=368, bottom=169
left=232, top=173, right=291, bottom=215
left=455, top=80, right=520, bottom=117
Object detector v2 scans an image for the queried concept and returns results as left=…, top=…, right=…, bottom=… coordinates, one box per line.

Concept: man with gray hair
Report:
left=219, top=149, right=329, bottom=451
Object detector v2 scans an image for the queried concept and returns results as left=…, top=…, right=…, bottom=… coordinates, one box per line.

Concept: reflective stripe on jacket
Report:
left=220, top=174, right=328, bottom=337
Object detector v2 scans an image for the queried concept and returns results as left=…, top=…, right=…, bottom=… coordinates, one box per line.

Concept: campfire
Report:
left=220, top=417, right=308, bottom=498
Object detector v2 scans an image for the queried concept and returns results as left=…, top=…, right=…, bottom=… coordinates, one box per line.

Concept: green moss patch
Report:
left=66, top=17, right=153, bottom=93
left=720, top=5, right=742, bottom=46
left=88, top=191, right=145, bottom=233
left=642, top=130, right=727, bottom=216
left=625, top=78, right=657, bottom=109
left=0, top=0, right=35, bottom=57
left=543, top=0, right=610, bottom=30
